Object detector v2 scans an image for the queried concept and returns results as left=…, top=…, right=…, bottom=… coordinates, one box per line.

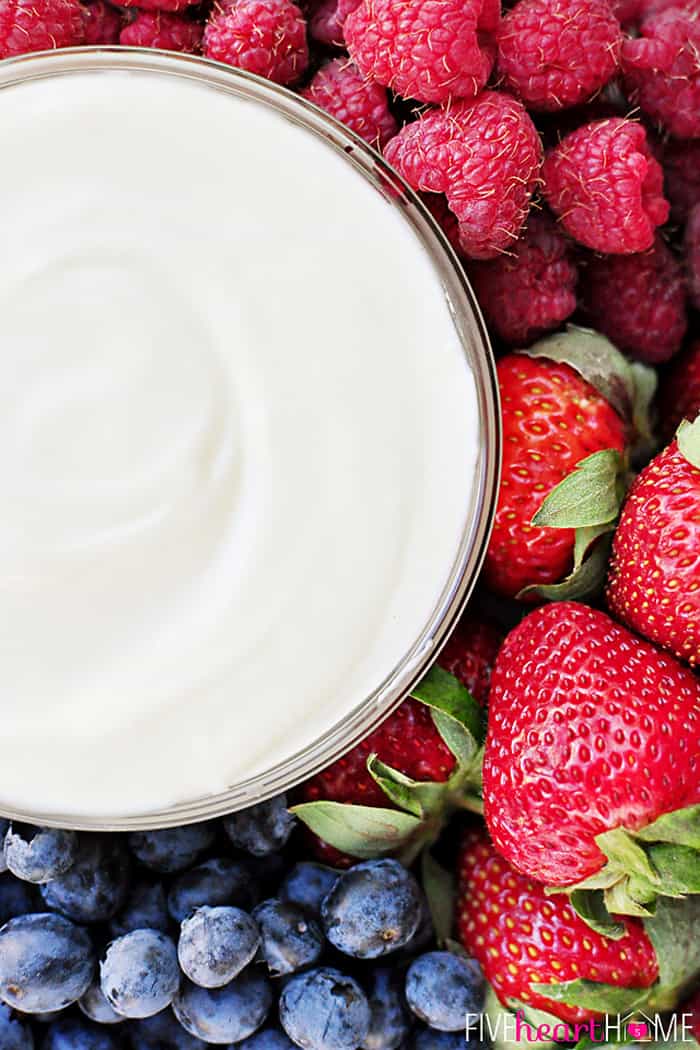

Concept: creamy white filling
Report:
left=0, top=68, right=479, bottom=816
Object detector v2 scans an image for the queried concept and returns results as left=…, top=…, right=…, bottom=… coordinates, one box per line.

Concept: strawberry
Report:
left=457, top=828, right=659, bottom=1023
left=681, top=987, right=700, bottom=1040
left=658, top=339, right=700, bottom=445
left=293, top=614, right=502, bottom=865
left=483, top=601, right=700, bottom=917
left=607, top=415, right=700, bottom=668
left=483, top=328, right=639, bottom=602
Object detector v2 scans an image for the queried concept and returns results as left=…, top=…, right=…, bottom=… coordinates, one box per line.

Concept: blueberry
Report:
left=405, top=952, right=484, bottom=1032
left=178, top=905, right=260, bottom=988
left=40, top=835, right=130, bottom=924
left=0, top=912, right=93, bottom=1013
left=0, top=872, right=39, bottom=926
left=100, top=930, right=179, bottom=1019
left=173, top=969, right=273, bottom=1043
left=364, top=969, right=411, bottom=1050
left=41, top=1016, right=123, bottom=1050
left=253, top=898, right=324, bottom=976
left=239, top=1028, right=298, bottom=1050
left=411, top=1028, right=487, bottom=1050
left=167, top=858, right=256, bottom=923
left=0, top=1002, right=33, bottom=1050
left=280, top=863, right=339, bottom=917
left=109, top=881, right=170, bottom=939
left=321, top=859, right=424, bottom=959
left=280, top=967, right=371, bottom=1050
left=127, top=1010, right=208, bottom=1050
left=128, top=824, right=216, bottom=874
left=0, top=820, right=9, bottom=874
left=79, top=978, right=124, bottom=1025
left=222, top=795, right=295, bottom=857
left=4, top=825, right=79, bottom=885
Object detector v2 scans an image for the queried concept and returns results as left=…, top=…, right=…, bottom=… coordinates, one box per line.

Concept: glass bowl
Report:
left=0, top=47, right=500, bottom=830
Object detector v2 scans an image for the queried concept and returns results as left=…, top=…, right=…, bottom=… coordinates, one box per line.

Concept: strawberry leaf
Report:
left=629, top=360, right=657, bottom=467
left=569, top=889, right=626, bottom=940
left=290, top=802, right=421, bottom=859
left=517, top=533, right=611, bottom=602
left=677, top=414, right=700, bottom=470
left=529, top=979, right=651, bottom=1015
left=596, top=828, right=661, bottom=887
left=644, top=844, right=700, bottom=895
left=410, top=666, right=483, bottom=744
left=644, top=895, right=700, bottom=1010
left=421, top=850, right=455, bottom=946
left=635, top=804, right=700, bottom=849
left=366, top=756, right=448, bottom=819
left=532, top=449, right=625, bottom=529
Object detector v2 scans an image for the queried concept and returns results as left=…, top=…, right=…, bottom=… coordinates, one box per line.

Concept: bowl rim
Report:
left=0, top=46, right=501, bottom=830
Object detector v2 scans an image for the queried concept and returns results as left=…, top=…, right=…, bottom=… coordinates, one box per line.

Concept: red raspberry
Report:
left=81, top=0, right=122, bottom=42
left=497, top=0, right=623, bottom=112
left=384, top=91, right=542, bottom=259
left=687, top=204, right=700, bottom=311
left=621, top=4, right=700, bottom=140
left=581, top=236, right=687, bottom=364
left=422, top=193, right=464, bottom=259
left=121, top=10, right=202, bottom=49
left=469, top=212, right=578, bottom=346
left=542, top=118, right=669, bottom=254
left=308, top=0, right=359, bottom=46
left=120, top=0, right=197, bottom=12
left=345, top=0, right=500, bottom=105
left=301, top=59, right=397, bottom=149
left=658, top=339, right=700, bottom=443
left=204, top=0, right=309, bottom=84
left=0, top=0, right=84, bottom=55
left=663, top=139, right=700, bottom=222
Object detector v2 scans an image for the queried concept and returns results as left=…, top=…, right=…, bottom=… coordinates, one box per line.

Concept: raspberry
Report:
left=308, top=0, right=359, bottom=46
left=345, top=0, right=500, bottom=105
left=81, top=0, right=122, bottom=42
left=384, top=91, right=542, bottom=259
left=658, top=338, right=700, bottom=443
left=497, top=0, right=622, bottom=112
left=687, top=204, right=700, bottom=311
left=301, top=59, right=397, bottom=148
left=469, top=212, right=578, bottom=346
left=621, top=5, right=700, bottom=140
left=0, top=0, right=84, bottom=55
left=581, top=236, right=687, bottom=363
left=663, top=139, right=700, bottom=222
left=204, top=0, right=309, bottom=85
left=542, top=118, right=670, bottom=254
left=422, top=193, right=464, bottom=259
left=120, top=0, right=197, bottom=12
left=121, top=10, right=202, bottom=49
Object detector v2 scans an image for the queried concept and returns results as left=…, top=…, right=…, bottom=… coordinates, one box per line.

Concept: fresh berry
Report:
left=422, top=193, right=464, bottom=259
left=308, top=0, right=359, bottom=47
left=120, top=11, right=202, bottom=50
left=412, top=1029, right=480, bottom=1050
left=279, top=967, right=371, bottom=1050
left=496, top=0, right=622, bottom=111
left=129, top=1009, right=208, bottom=1050
left=483, top=602, right=700, bottom=888
left=321, top=858, right=423, bottom=959
left=0, top=0, right=84, bottom=56
left=79, top=979, right=124, bottom=1025
left=42, top=1017, right=122, bottom=1050
left=81, top=0, right=122, bottom=42
left=405, top=951, right=484, bottom=1032
left=0, top=913, right=93, bottom=1013
left=658, top=339, right=700, bottom=443
left=119, top=0, right=198, bottom=13
left=173, top=970, right=273, bottom=1044
left=621, top=4, right=700, bottom=141
left=109, top=879, right=170, bottom=938
left=253, top=898, right=324, bottom=975
left=663, top=139, right=700, bottom=222
left=543, top=118, right=669, bottom=254
left=204, top=0, right=309, bottom=86
left=364, top=968, right=411, bottom=1050
left=100, top=930, right=179, bottom=1019
left=279, top=861, right=339, bottom=916
left=436, top=614, right=503, bottom=707
left=167, top=858, right=257, bottom=923
left=483, top=347, right=627, bottom=598
left=385, top=91, right=542, bottom=259
left=178, top=906, right=260, bottom=988
left=240, top=1030, right=297, bottom=1050
left=581, top=236, right=687, bottom=363
left=223, top=794, right=295, bottom=857
left=301, top=59, right=398, bottom=149
left=128, top=824, right=215, bottom=875
left=607, top=417, right=700, bottom=666
left=0, top=1004, right=32, bottom=1050
left=3, top=824, right=78, bottom=885
left=686, top=203, right=700, bottom=310
left=0, top=873, right=37, bottom=927
left=457, top=828, right=659, bottom=1022
left=469, top=212, right=578, bottom=346
left=345, top=0, right=499, bottom=105
left=40, top=835, right=130, bottom=923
